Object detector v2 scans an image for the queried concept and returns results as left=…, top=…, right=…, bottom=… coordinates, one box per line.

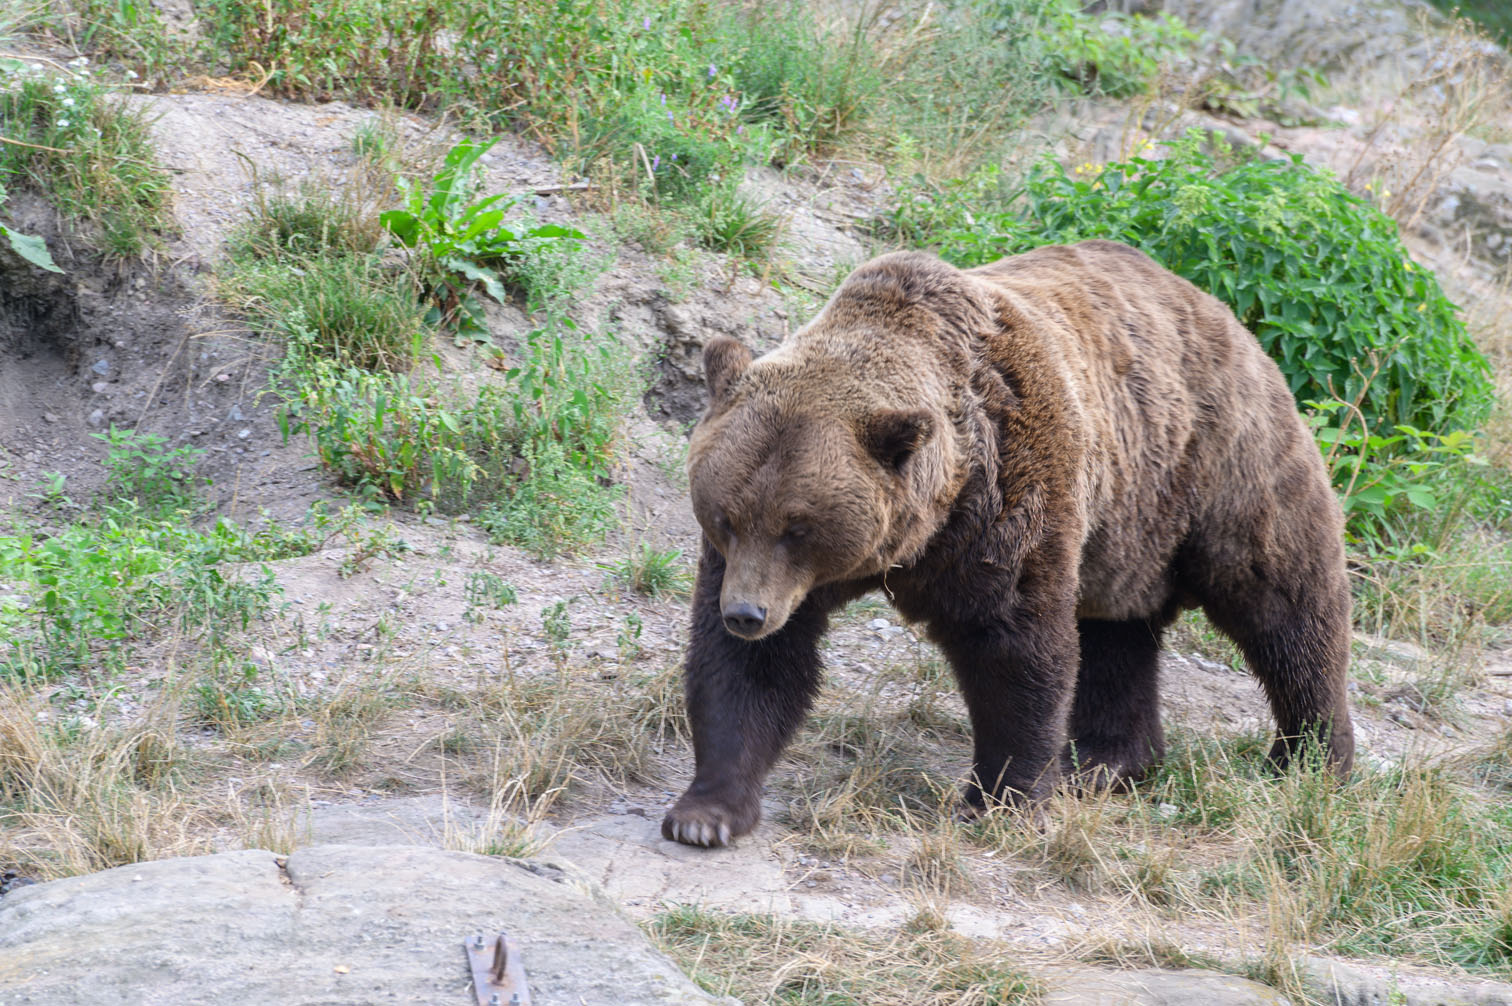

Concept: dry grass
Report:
left=647, top=904, right=1042, bottom=1006
left=0, top=680, right=210, bottom=880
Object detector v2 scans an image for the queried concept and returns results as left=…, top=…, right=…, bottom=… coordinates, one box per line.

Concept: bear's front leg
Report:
left=662, top=543, right=829, bottom=847
left=933, top=604, right=1078, bottom=810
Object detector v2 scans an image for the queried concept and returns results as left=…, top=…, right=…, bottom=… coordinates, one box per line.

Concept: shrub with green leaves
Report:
left=919, top=132, right=1494, bottom=437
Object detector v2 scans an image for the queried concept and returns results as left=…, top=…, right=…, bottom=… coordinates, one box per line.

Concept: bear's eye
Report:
left=780, top=523, right=810, bottom=545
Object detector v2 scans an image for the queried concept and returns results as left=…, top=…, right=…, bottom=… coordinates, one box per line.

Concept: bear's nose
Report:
left=723, top=602, right=767, bottom=636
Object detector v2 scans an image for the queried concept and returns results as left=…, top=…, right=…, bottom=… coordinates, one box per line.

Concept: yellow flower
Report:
left=1417, top=302, right=1427, bottom=312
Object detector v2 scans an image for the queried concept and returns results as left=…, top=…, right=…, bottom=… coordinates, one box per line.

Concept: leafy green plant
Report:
left=200, top=0, right=453, bottom=106
left=95, top=426, right=207, bottom=514
left=0, top=179, right=61, bottom=272
left=1309, top=401, right=1487, bottom=552
left=922, top=131, right=1493, bottom=436
left=0, top=509, right=284, bottom=678
left=379, top=138, right=583, bottom=334
left=463, top=571, right=517, bottom=623
left=1034, top=1, right=1201, bottom=97
left=194, top=659, right=288, bottom=730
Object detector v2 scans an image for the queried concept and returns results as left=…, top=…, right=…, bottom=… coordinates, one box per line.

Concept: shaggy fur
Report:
left=661, top=240, right=1355, bottom=848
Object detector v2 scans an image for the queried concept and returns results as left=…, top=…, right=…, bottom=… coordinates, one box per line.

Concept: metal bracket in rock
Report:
left=466, top=931, right=531, bottom=1006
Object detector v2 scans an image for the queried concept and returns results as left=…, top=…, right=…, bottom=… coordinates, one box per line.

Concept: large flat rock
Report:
left=0, top=844, right=725, bottom=1005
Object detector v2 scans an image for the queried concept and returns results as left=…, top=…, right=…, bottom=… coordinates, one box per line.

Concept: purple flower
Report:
left=708, top=64, right=716, bottom=78
left=642, top=16, right=650, bottom=29
left=667, top=111, right=674, bottom=122
left=659, top=92, right=665, bottom=105
left=670, top=153, right=677, bottom=161
left=651, top=154, right=660, bottom=170
left=736, top=124, right=744, bottom=135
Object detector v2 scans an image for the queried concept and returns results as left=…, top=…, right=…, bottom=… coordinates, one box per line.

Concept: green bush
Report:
left=919, top=132, right=1494, bottom=437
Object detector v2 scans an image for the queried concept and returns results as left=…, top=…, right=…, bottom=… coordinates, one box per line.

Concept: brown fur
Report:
left=661, top=240, right=1355, bottom=848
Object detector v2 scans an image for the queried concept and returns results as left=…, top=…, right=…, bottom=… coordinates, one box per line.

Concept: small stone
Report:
left=88, top=409, right=105, bottom=427
left=91, top=381, right=109, bottom=394
left=868, top=618, right=890, bottom=630
left=92, top=359, right=110, bottom=375
left=216, top=373, right=231, bottom=382
left=1157, top=802, right=1178, bottom=819
left=238, top=428, right=251, bottom=439
left=42, top=412, right=59, bottom=424
left=1502, top=700, right=1512, bottom=717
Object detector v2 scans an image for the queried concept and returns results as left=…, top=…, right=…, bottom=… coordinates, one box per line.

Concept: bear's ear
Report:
left=865, top=409, right=934, bottom=473
left=703, top=336, right=753, bottom=405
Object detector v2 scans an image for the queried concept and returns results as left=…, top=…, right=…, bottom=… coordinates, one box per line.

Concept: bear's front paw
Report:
left=661, top=792, right=758, bottom=848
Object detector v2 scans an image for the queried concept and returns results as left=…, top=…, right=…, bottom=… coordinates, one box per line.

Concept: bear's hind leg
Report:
left=1199, top=576, right=1355, bottom=776
left=1064, top=617, right=1169, bottom=788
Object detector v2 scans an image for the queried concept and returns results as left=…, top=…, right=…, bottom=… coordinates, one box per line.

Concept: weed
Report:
left=0, top=509, right=284, bottom=678
left=692, top=184, right=782, bottom=259
left=600, top=542, right=690, bottom=599
left=0, top=178, right=60, bottom=272
left=476, top=439, right=621, bottom=558
left=380, top=138, right=584, bottom=335
left=463, top=571, right=517, bottom=624
left=193, top=657, right=289, bottom=730
left=229, top=254, right=429, bottom=373
left=540, top=600, right=572, bottom=658
left=95, top=426, right=206, bottom=515
left=647, top=905, right=1040, bottom=1005
left=0, top=66, right=172, bottom=255
left=616, top=612, right=644, bottom=662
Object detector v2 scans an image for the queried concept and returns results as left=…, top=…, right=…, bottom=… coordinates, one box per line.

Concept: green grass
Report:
left=0, top=68, right=173, bottom=255
left=599, top=542, right=691, bottom=598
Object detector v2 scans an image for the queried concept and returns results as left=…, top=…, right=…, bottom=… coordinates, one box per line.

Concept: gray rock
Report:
left=0, top=845, right=726, bottom=1005
left=1303, top=955, right=1512, bottom=1006
left=1045, top=967, right=1289, bottom=1005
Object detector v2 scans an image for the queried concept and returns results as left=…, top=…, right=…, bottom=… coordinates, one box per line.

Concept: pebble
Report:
left=1502, top=700, right=1512, bottom=717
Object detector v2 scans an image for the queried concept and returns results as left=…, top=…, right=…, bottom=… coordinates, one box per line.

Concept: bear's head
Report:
left=687, top=254, right=988, bottom=640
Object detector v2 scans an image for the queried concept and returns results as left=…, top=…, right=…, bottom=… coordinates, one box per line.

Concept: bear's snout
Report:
left=722, top=601, right=768, bottom=638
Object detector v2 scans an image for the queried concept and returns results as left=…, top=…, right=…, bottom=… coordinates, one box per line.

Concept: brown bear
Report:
left=661, top=240, right=1355, bottom=848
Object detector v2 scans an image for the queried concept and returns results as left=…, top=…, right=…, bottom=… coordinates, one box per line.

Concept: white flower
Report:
left=56, top=118, right=69, bottom=128
left=125, top=70, right=139, bottom=80
left=52, top=83, right=65, bottom=93
left=61, top=97, right=75, bottom=107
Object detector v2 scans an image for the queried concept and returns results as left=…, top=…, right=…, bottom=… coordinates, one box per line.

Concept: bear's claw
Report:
left=662, top=815, right=733, bottom=847
left=661, top=793, right=755, bottom=848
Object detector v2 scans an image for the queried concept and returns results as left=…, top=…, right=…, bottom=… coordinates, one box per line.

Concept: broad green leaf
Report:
left=2, top=223, right=63, bottom=273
